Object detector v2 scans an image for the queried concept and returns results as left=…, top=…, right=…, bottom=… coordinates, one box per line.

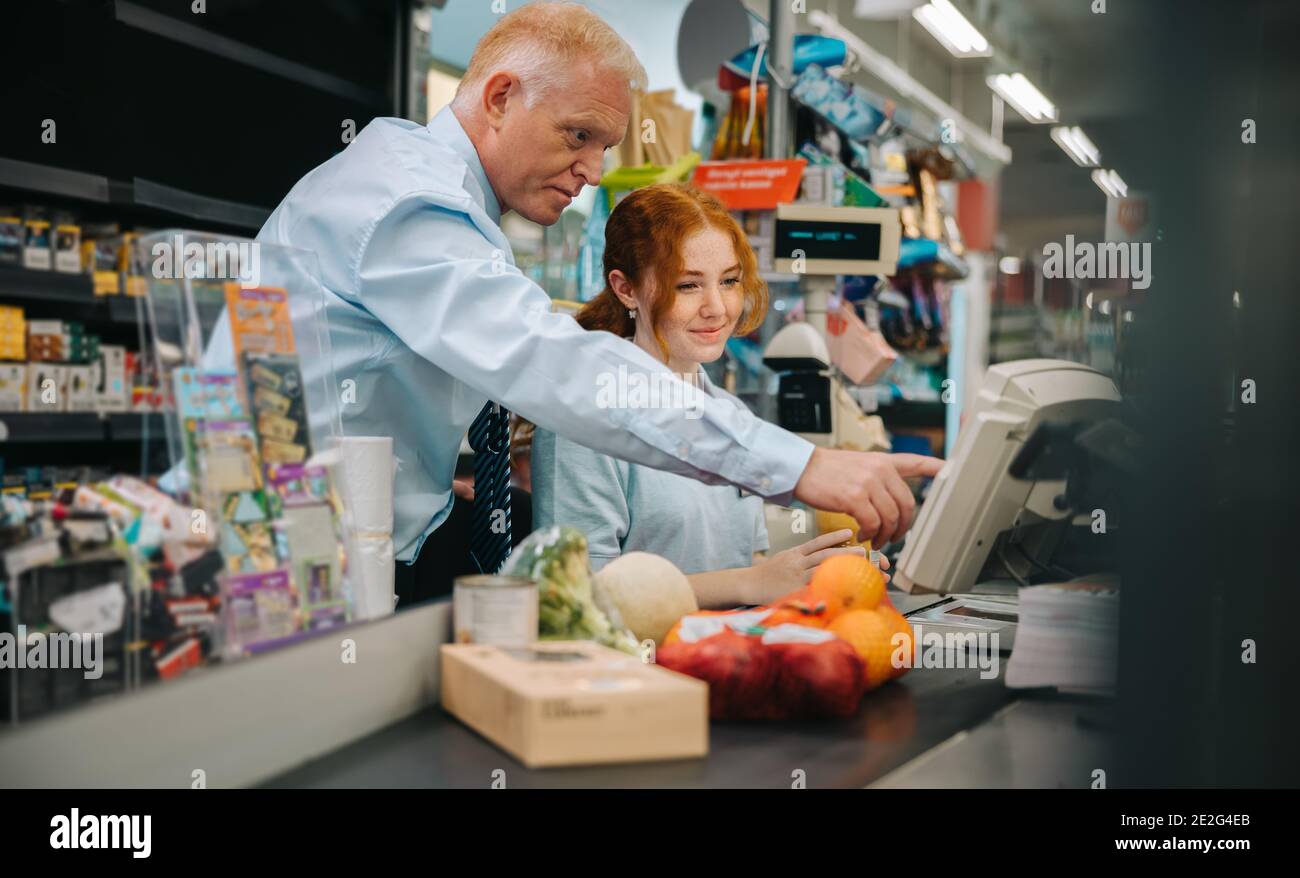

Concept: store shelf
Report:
left=0, top=160, right=269, bottom=233
left=131, top=178, right=269, bottom=233
left=0, top=412, right=169, bottom=445
left=0, top=267, right=227, bottom=334
left=0, top=265, right=96, bottom=305
left=0, top=413, right=105, bottom=443
left=113, top=0, right=387, bottom=107
left=0, top=266, right=143, bottom=331
left=0, top=158, right=112, bottom=204
left=105, top=413, right=169, bottom=442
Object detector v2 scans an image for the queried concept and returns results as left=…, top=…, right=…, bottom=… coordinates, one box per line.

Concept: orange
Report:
left=814, top=510, right=870, bottom=550
left=807, top=554, right=887, bottom=619
left=875, top=604, right=916, bottom=680
left=760, top=600, right=829, bottom=629
left=662, top=609, right=750, bottom=646
left=828, top=609, right=896, bottom=690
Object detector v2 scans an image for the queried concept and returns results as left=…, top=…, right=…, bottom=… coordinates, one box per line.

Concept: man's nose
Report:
left=573, top=151, right=603, bottom=188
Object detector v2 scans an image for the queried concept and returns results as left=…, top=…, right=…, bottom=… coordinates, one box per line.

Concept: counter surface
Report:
left=266, top=660, right=1036, bottom=789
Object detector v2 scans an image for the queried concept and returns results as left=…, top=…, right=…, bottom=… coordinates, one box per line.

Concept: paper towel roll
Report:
left=350, top=534, right=395, bottom=621
left=338, top=436, right=394, bottom=534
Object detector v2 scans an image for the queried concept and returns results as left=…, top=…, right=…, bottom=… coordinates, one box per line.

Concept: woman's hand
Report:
left=745, top=529, right=871, bottom=605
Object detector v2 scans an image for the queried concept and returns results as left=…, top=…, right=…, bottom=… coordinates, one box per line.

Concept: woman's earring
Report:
left=628, top=309, right=637, bottom=319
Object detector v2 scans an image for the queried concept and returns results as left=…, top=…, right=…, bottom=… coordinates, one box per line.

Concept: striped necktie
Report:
left=467, top=400, right=511, bottom=574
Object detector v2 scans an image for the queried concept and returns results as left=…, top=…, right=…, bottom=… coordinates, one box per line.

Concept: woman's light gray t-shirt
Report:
left=530, top=371, right=770, bottom=573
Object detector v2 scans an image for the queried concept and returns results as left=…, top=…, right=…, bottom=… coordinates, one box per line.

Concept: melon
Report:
left=592, top=552, right=699, bottom=645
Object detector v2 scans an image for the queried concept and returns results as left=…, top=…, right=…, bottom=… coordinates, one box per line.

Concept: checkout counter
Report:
left=265, top=359, right=1124, bottom=789
left=262, top=601, right=1112, bottom=789
left=0, top=351, right=1122, bottom=788
left=0, top=204, right=1126, bottom=788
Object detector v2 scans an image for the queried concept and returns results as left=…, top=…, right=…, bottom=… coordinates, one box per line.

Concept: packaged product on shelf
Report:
left=26, top=319, right=65, bottom=363
left=69, top=331, right=98, bottom=365
left=194, top=418, right=262, bottom=494
left=93, top=345, right=129, bottom=412
left=217, top=489, right=277, bottom=574
left=175, top=369, right=244, bottom=419
left=790, top=64, right=890, bottom=142
left=223, top=568, right=298, bottom=654
left=21, top=207, right=52, bottom=271
left=190, top=418, right=276, bottom=574
left=25, top=363, right=67, bottom=412
left=242, top=351, right=310, bottom=464
left=0, top=208, right=23, bottom=265
left=0, top=305, right=24, bottom=361
left=225, top=284, right=295, bottom=357
left=174, top=368, right=246, bottom=483
left=266, top=462, right=347, bottom=629
left=0, top=363, right=25, bottom=411
left=53, top=213, right=81, bottom=274
left=64, top=365, right=96, bottom=412
left=130, top=385, right=164, bottom=412
left=80, top=223, right=122, bottom=295
left=155, top=638, right=204, bottom=680
left=119, top=231, right=148, bottom=297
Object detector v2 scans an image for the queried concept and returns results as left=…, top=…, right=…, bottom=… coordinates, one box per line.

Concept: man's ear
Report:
left=480, top=71, right=517, bottom=129
left=608, top=270, right=640, bottom=311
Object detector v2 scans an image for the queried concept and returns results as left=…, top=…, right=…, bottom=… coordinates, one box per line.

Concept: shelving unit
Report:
left=0, top=412, right=166, bottom=444
left=0, top=158, right=270, bottom=235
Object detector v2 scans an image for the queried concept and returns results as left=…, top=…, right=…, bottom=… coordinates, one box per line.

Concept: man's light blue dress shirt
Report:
left=204, top=106, right=814, bottom=563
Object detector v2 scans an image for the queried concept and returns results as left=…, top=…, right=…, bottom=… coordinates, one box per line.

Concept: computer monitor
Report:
left=893, top=359, right=1122, bottom=594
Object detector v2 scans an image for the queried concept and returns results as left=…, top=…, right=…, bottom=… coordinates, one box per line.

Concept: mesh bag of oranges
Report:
left=658, top=555, right=917, bottom=720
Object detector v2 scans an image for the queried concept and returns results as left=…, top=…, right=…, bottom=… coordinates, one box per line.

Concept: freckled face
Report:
left=651, top=226, right=745, bottom=370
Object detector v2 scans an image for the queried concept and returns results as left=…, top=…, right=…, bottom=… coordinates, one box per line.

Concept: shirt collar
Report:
left=429, top=105, right=502, bottom=225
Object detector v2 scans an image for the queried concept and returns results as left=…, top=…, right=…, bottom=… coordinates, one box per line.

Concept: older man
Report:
left=211, top=2, right=940, bottom=604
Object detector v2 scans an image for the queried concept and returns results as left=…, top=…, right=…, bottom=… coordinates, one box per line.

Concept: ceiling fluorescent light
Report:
left=1091, top=168, right=1128, bottom=198
left=913, top=0, right=992, bottom=58
left=1050, top=125, right=1100, bottom=166
left=987, top=72, right=1058, bottom=123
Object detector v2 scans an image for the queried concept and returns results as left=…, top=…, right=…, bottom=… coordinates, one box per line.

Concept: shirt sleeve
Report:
left=530, top=427, right=629, bottom=572
left=354, top=195, right=815, bottom=503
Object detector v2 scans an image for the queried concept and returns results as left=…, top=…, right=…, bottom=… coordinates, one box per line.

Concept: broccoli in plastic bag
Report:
left=504, top=526, right=639, bottom=654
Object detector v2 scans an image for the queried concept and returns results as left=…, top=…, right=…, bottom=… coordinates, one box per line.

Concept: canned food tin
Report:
left=453, top=574, right=538, bottom=646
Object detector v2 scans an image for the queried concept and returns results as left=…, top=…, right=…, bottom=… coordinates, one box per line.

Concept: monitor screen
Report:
left=774, top=218, right=883, bottom=262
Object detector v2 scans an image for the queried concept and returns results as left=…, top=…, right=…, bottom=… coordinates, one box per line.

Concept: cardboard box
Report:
left=0, top=364, right=25, bottom=411
left=0, top=330, right=24, bottom=362
left=26, top=364, right=67, bottom=412
left=0, top=214, right=22, bottom=266
left=54, top=222, right=81, bottom=273
left=65, top=365, right=96, bottom=412
left=23, top=217, right=52, bottom=271
left=440, top=641, right=708, bottom=768
left=95, top=345, right=129, bottom=412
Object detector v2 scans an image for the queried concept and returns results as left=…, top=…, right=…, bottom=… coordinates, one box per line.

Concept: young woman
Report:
left=529, top=183, right=870, bottom=608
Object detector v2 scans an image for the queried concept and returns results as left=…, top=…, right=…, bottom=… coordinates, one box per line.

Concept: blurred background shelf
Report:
left=0, top=412, right=168, bottom=444
left=0, top=413, right=104, bottom=443
left=0, top=157, right=270, bottom=234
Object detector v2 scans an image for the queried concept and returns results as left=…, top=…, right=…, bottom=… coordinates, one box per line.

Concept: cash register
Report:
left=893, top=358, right=1127, bottom=649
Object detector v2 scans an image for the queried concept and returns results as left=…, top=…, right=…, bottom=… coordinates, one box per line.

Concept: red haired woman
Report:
left=530, top=183, right=867, bottom=607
